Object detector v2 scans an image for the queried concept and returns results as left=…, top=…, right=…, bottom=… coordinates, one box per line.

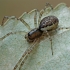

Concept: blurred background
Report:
left=0, top=0, right=70, bottom=24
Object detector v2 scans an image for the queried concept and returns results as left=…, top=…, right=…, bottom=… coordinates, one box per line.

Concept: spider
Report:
left=1, top=3, right=68, bottom=70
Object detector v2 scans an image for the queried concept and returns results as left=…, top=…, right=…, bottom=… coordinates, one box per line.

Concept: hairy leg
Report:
left=34, top=9, right=38, bottom=28
left=19, top=18, right=31, bottom=30
left=38, top=3, right=53, bottom=26
left=46, top=32, right=53, bottom=55
left=1, top=16, right=17, bottom=26
left=13, top=39, right=39, bottom=70
left=0, top=31, right=27, bottom=41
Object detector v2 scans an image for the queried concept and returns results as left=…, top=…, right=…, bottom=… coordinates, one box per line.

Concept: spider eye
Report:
left=28, top=33, right=30, bottom=36
left=25, top=34, right=28, bottom=39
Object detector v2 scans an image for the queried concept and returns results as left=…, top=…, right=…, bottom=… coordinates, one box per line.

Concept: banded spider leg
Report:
left=1, top=16, right=17, bottom=26
left=18, top=3, right=54, bottom=70
left=1, top=3, right=56, bottom=70
left=1, top=14, right=32, bottom=70
left=1, top=9, right=39, bottom=70
left=38, top=3, right=54, bottom=55
left=13, top=9, right=39, bottom=70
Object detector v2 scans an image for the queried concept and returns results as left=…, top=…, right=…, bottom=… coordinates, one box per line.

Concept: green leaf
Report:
left=0, top=3, right=70, bottom=70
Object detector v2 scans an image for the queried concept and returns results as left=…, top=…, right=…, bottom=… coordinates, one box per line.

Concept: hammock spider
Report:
left=1, top=3, right=67, bottom=70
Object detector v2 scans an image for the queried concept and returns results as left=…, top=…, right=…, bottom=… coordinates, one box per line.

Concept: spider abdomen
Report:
left=39, top=16, right=59, bottom=31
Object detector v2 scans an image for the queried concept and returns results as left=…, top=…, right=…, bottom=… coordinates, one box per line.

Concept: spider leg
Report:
left=45, top=2, right=53, bottom=10
left=38, top=10, right=44, bottom=26
left=50, top=37, right=53, bottom=55
left=58, top=27, right=70, bottom=30
left=0, top=31, right=27, bottom=41
left=47, top=26, right=70, bottom=55
left=46, top=26, right=70, bottom=55
left=19, top=54, right=28, bottom=70
left=13, top=39, right=39, bottom=70
left=19, top=18, right=31, bottom=30
left=34, top=9, right=38, bottom=28
left=19, top=39, right=39, bottom=70
left=1, top=16, right=17, bottom=26
left=46, top=31, right=53, bottom=55
left=38, top=3, right=53, bottom=26
left=1, top=16, right=31, bottom=31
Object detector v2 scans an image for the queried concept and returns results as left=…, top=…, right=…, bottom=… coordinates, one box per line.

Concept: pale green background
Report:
left=0, top=0, right=70, bottom=24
